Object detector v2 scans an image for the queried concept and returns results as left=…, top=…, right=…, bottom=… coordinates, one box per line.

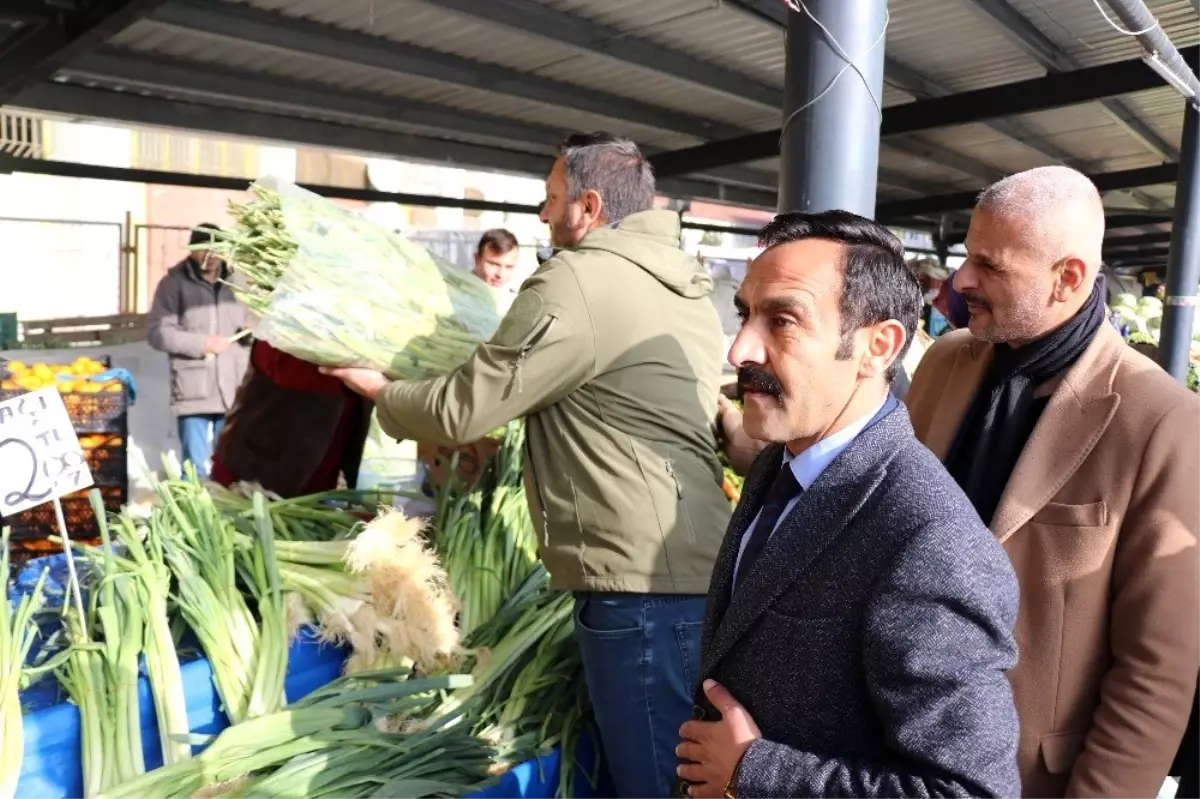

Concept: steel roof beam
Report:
left=881, top=61, right=1178, bottom=212
left=64, top=48, right=567, bottom=147
left=963, top=0, right=1179, bottom=161
left=877, top=163, right=1178, bottom=218
left=430, top=0, right=783, bottom=109
left=8, top=81, right=780, bottom=209
left=0, top=0, right=60, bottom=24
left=963, top=0, right=1073, bottom=70
left=1107, top=248, right=1172, bottom=264
left=877, top=169, right=961, bottom=197
left=884, top=138, right=1002, bottom=183
left=722, top=0, right=1163, bottom=192
left=720, top=31, right=1165, bottom=212
left=0, top=0, right=164, bottom=104
left=1105, top=251, right=1172, bottom=265
left=1103, top=231, right=1175, bottom=247
left=53, top=49, right=782, bottom=194
left=727, top=0, right=1016, bottom=186
left=871, top=35, right=1166, bottom=210
left=0, top=152, right=550, bottom=212
left=1105, top=213, right=1174, bottom=230
left=650, top=45, right=1196, bottom=176
left=149, top=0, right=743, bottom=141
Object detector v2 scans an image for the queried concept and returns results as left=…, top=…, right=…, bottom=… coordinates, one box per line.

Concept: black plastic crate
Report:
left=3, top=484, right=126, bottom=545
left=0, top=386, right=128, bottom=435
left=61, top=389, right=129, bottom=435
left=78, top=434, right=128, bottom=487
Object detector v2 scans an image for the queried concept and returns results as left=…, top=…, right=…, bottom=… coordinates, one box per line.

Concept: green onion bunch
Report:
left=2, top=529, right=52, bottom=799
left=211, top=181, right=502, bottom=379
left=98, top=669, right=497, bottom=799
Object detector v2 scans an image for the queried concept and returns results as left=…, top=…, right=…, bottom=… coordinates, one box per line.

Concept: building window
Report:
left=0, top=112, right=43, bottom=158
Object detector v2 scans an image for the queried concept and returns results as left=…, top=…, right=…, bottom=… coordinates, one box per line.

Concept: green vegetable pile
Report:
left=1112, top=292, right=1200, bottom=392
left=211, top=180, right=502, bottom=379
left=2, top=530, right=52, bottom=799
left=7, top=423, right=597, bottom=798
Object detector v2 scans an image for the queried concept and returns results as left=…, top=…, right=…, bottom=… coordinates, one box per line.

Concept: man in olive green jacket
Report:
left=326, top=133, right=731, bottom=797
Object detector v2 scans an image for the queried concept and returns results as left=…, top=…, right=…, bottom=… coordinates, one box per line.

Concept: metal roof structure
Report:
left=0, top=0, right=1197, bottom=268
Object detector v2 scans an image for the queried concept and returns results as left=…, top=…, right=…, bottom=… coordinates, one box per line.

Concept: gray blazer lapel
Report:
left=701, top=406, right=911, bottom=678
left=701, top=444, right=783, bottom=656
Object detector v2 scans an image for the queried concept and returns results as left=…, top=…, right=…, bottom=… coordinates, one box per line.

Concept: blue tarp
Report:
left=13, top=556, right=609, bottom=799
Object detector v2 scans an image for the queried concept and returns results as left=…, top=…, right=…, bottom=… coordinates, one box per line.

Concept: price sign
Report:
left=0, top=387, right=94, bottom=517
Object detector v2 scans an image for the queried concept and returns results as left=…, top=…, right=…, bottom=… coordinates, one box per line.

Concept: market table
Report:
left=16, top=628, right=607, bottom=799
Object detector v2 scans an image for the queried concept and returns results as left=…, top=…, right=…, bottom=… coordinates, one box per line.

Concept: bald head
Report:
left=956, top=167, right=1106, bottom=346
left=976, top=166, right=1106, bottom=275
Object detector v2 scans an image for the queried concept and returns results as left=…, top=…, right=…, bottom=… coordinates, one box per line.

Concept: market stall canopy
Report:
left=0, top=0, right=1196, bottom=254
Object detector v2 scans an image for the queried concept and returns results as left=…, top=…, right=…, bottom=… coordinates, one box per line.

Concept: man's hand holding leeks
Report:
left=320, top=366, right=389, bottom=400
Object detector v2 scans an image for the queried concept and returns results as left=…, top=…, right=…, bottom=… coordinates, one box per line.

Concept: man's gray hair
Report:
left=976, top=166, right=1106, bottom=267
left=560, top=132, right=656, bottom=224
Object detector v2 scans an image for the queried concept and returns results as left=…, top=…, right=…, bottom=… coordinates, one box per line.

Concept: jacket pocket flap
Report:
left=1032, top=501, right=1107, bottom=528
left=1040, top=731, right=1087, bottom=775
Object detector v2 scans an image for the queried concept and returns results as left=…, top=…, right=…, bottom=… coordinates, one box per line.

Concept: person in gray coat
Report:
left=148, top=223, right=249, bottom=478
left=677, top=211, right=1020, bottom=798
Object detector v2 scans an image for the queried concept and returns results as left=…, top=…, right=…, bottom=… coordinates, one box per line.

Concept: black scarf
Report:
left=945, top=279, right=1106, bottom=525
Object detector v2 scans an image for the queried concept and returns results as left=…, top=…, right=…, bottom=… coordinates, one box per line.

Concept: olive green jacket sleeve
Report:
left=375, top=259, right=595, bottom=445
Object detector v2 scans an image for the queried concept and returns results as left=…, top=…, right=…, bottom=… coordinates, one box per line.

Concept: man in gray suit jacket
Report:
left=677, top=211, right=1021, bottom=799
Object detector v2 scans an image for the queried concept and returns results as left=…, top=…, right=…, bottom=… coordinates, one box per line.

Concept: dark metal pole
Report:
left=1158, top=102, right=1200, bottom=382
left=935, top=215, right=951, bottom=268
left=778, top=0, right=887, bottom=217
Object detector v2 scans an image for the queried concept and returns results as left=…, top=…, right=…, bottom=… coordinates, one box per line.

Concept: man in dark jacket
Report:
left=147, top=224, right=248, bottom=478
left=677, top=211, right=1020, bottom=798
left=324, top=133, right=731, bottom=798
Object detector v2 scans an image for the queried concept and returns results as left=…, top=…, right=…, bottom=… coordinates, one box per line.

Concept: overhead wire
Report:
left=1088, top=0, right=1159, bottom=37
left=777, top=0, right=889, bottom=148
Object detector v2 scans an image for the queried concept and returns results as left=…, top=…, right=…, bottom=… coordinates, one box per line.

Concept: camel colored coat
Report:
left=906, top=324, right=1199, bottom=798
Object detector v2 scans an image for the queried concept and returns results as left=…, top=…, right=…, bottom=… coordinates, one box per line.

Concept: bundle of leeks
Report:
left=432, top=419, right=540, bottom=638
left=427, top=420, right=600, bottom=796
left=2, top=528, right=52, bottom=799
left=57, top=500, right=154, bottom=798
left=98, top=668, right=500, bottom=799
left=212, top=181, right=501, bottom=380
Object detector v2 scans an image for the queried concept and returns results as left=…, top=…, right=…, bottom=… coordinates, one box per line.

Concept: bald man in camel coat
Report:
left=906, top=166, right=1199, bottom=798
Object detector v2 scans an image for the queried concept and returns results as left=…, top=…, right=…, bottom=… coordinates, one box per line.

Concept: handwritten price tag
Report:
left=0, top=387, right=94, bottom=516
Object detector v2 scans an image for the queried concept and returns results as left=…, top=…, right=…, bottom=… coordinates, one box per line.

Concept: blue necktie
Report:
left=735, top=465, right=801, bottom=591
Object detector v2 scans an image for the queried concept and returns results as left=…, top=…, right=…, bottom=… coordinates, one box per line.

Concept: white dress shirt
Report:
left=732, top=396, right=888, bottom=587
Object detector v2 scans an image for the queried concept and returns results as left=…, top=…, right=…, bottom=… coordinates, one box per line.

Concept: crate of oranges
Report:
left=0, top=356, right=128, bottom=434
left=0, top=356, right=129, bottom=555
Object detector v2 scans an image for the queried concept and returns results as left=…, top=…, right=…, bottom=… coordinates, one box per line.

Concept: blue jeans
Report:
left=178, top=414, right=225, bottom=480
left=573, top=592, right=707, bottom=798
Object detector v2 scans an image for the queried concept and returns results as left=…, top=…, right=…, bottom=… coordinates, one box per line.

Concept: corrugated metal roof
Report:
left=1004, top=0, right=1199, bottom=68
left=108, top=20, right=699, bottom=151
left=886, top=0, right=1048, bottom=91
left=223, top=0, right=782, bottom=126
left=542, top=0, right=789, bottom=85
left=7, top=0, right=1198, bottom=219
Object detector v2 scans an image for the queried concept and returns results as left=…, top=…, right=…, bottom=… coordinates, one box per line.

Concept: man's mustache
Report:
left=738, top=366, right=783, bottom=399
left=959, top=290, right=990, bottom=311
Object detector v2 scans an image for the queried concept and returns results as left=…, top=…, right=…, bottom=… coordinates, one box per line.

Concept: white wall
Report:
left=1, top=121, right=145, bottom=321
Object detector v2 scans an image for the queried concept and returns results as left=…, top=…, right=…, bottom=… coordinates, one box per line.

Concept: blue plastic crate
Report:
left=17, top=628, right=610, bottom=799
